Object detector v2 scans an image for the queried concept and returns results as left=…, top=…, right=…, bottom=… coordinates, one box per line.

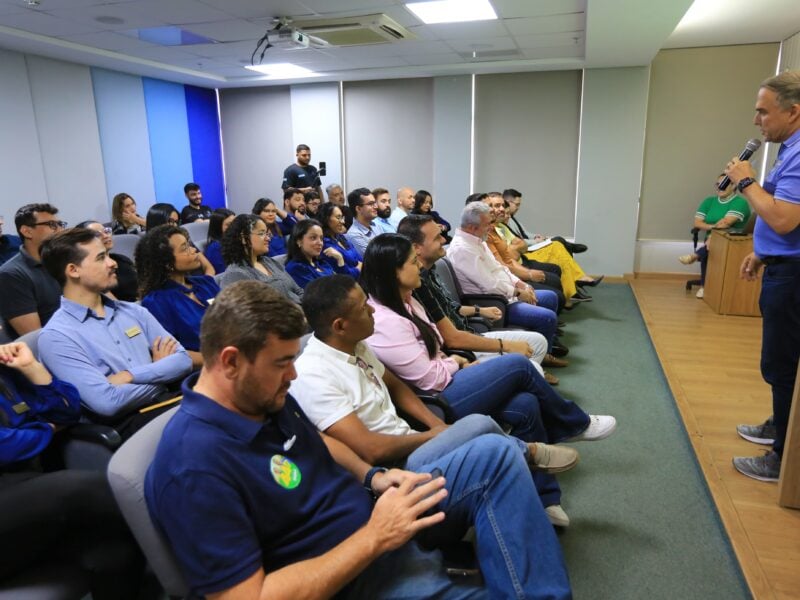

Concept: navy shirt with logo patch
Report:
left=282, top=163, right=321, bottom=190
left=145, top=373, right=373, bottom=597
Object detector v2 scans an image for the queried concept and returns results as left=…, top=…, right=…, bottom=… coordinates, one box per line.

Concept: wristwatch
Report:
left=363, top=466, right=387, bottom=495
left=737, top=177, right=756, bottom=192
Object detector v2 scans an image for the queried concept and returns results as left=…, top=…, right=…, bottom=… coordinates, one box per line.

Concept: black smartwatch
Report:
left=363, top=466, right=387, bottom=495
left=737, top=177, right=756, bottom=192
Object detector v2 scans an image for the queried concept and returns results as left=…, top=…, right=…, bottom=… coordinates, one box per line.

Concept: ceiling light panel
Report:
left=406, top=0, right=498, bottom=25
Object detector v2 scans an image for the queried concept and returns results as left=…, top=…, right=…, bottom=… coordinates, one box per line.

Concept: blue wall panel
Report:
left=185, top=85, right=226, bottom=209
left=92, top=68, right=157, bottom=214
left=142, top=77, right=194, bottom=209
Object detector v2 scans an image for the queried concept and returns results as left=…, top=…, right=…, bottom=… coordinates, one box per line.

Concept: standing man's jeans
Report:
left=348, top=434, right=573, bottom=600
left=759, top=261, right=800, bottom=457
left=506, top=290, right=559, bottom=349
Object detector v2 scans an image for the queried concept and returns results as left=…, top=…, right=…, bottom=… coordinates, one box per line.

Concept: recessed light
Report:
left=405, top=0, right=497, bottom=25
left=244, top=63, right=319, bottom=79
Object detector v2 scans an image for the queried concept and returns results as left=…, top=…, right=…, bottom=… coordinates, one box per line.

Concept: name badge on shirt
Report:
left=270, top=455, right=302, bottom=490
left=125, top=326, right=142, bottom=338
left=12, top=401, right=30, bottom=414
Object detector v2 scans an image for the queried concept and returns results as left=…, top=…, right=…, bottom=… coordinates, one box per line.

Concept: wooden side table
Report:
left=703, top=230, right=762, bottom=316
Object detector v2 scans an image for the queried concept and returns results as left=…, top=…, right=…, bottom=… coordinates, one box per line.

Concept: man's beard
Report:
left=377, top=208, right=391, bottom=219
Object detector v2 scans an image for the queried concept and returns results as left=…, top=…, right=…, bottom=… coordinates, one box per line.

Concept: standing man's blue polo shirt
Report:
left=755, top=128, right=800, bottom=258
left=141, top=275, right=220, bottom=352
left=145, top=375, right=373, bottom=597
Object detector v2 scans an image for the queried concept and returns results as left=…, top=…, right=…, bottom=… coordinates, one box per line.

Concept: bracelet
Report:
left=474, top=306, right=480, bottom=317
left=363, top=466, right=388, bottom=495
left=499, top=339, right=504, bottom=355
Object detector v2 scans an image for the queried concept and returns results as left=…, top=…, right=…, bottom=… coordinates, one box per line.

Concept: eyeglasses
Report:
left=34, top=220, right=67, bottom=230
left=361, top=201, right=377, bottom=207
left=334, top=215, right=345, bottom=221
left=252, top=230, right=271, bottom=239
left=101, top=226, right=112, bottom=235
left=175, top=244, right=195, bottom=255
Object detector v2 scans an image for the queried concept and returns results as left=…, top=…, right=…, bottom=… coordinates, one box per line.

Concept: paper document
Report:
left=527, top=239, right=552, bottom=252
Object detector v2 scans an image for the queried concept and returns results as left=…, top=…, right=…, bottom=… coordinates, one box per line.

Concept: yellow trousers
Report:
left=524, top=242, right=585, bottom=298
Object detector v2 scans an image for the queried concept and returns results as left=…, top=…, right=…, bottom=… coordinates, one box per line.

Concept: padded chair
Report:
left=685, top=227, right=703, bottom=292
left=0, top=563, right=90, bottom=600
left=111, top=234, right=141, bottom=261
left=182, top=221, right=209, bottom=247
left=107, top=406, right=188, bottom=598
left=436, top=258, right=509, bottom=329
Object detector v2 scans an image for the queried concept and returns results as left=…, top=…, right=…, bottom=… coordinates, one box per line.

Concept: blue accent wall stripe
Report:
left=185, top=85, right=226, bottom=209
left=91, top=68, right=157, bottom=214
left=142, top=77, right=194, bottom=209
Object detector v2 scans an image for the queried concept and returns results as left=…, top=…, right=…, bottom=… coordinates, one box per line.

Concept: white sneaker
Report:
left=678, top=254, right=697, bottom=265
left=545, top=505, right=570, bottom=527
left=696, top=287, right=704, bottom=299
left=568, top=415, right=617, bottom=441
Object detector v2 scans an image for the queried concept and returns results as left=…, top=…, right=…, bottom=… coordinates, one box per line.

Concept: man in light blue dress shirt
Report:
left=345, top=188, right=387, bottom=257
left=372, top=187, right=397, bottom=233
left=725, top=70, right=800, bottom=482
left=38, top=228, right=192, bottom=439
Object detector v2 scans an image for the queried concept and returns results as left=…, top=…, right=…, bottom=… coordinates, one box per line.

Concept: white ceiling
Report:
left=0, top=0, right=797, bottom=88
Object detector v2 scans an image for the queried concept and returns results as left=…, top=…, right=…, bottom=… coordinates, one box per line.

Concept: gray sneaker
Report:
left=732, top=451, right=781, bottom=482
left=736, top=416, right=775, bottom=445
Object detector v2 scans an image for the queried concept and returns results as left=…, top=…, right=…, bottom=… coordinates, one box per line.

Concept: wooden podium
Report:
left=779, top=359, right=800, bottom=509
left=703, top=231, right=762, bottom=316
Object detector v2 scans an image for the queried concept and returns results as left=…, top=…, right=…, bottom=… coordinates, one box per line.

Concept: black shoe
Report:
left=570, top=292, right=592, bottom=303
left=556, top=327, right=565, bottom=336
left=577, top=275, right=604, bottom=288
left=551, top=342, right=569, bottom=358
left=557, top=320, right=566, bottom=327
left=571, top=243, right=588, bottom=254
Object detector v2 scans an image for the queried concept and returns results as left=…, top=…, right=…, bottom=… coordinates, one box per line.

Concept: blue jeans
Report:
left=507, top=291, right=558, bottom=347
left=759, top=261, right=800, bottom=457
left=347, top=434, right=572, bottom=600
left=696, top=244, right=709, bottom=284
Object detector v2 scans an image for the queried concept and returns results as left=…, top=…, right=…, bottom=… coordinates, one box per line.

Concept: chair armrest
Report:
left=461, top=294, right=508, bottom=328
left=66, top=423, right=123, bottom=451
left=416, top=393, right=457, bottom=424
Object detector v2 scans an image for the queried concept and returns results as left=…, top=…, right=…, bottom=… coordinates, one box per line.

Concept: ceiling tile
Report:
left=424, top=20, right=510, bottom=41
left=445, top=36, right=517, bottom=53
left=492, top=0, right=585, bottom=19
left=294, top=0, right=396, bottom=14
left=195, top=0, right=309, bottom=20
left=124, top=0, right=233, bottom=26
left=183, top=39, right=257, bottom=58
left=514, top=32, right=583, bottom=49
left=503, top=14, right=583, bottom=37
left=43, top=3, right=165, bottom=31
left=519, top=44, right=584, bottom=60
left=340, top=54, right=407, bottom=68
left=121, top=45, right=201, bottom=61
left=0, top=10, right=102, bottom=36
left=59, top=30, right=158, bottom=51
left=403, top=52, right=465, bottom=66
left=183, top=19, right=269, bottom=43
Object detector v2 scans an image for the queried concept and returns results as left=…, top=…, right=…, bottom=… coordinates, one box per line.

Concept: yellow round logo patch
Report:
left=270, top=454, right=302, bottom=490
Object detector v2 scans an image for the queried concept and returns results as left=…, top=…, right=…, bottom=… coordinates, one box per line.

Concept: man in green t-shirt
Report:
left=679, top=174, right=752, bottom=298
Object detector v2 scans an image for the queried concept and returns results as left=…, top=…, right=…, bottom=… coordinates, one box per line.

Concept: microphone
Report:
left=719, top=139, right=762, bottom=191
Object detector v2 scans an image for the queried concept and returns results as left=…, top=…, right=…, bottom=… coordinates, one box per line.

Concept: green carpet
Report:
left=553, top=283, right=750, bottom=599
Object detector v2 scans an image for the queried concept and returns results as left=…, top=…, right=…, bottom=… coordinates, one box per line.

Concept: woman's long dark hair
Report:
left=412, top=190, right=432, bottom=215
left=360, top=234, right=439, bottom=359
left=251, top=198, right=281, bottom=237
left=207, top=208, right=235, bottom=244
left=221, top=214, right=263, bottom=267
left=287, top=219, right=323, bottom=264
left=135, top=224, right=185, bottom=297
left=145, top=203, right=178, bottom=230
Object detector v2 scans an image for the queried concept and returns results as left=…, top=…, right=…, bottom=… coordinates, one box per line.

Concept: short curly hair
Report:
left=221, top=214, right=265, bottom=267
left=135, top=224, right=187, bottom=297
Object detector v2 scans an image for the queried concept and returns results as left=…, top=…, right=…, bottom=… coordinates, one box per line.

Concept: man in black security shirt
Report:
left=282, top=144, right=324, bottom=201
left=180, top=182, right=213, bottom=224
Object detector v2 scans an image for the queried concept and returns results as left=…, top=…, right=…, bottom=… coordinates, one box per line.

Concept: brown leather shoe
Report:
left=543, top=354, right=569, bottom=368
left=544, top=371, right=559, bottom=385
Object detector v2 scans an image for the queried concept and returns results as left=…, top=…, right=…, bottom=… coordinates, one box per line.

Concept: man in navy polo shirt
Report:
left=282, top=143, right=324, bottom=200
left=145, top=281, right=572, bottom=599
left=725, top=70, right=800, bottom=482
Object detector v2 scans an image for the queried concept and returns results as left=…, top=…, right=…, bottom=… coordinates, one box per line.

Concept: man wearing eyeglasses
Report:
left=0, top=203, right=65, bottom=337
left=345, top=188, right=383, bottom=258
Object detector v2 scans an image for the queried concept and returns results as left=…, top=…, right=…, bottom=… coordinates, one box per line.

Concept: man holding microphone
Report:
left=725, top=70, right=800, bottom=482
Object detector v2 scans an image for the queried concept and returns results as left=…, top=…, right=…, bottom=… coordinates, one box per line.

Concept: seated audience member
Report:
left=503, top=188, right=589, bottom=255
left=447, top=202, right=563, bottom=353
left=389, top=186, right=416, bottom=229
left=0, top=214, right=22, bottom=266
left=397, top=215, right=564, bottom=382
left=293, top=274, right=578, bottom=525
left=180, top=182, right=213, bottom=224
left=372, top=187, right=397, bottom=233
left=146, top=203, right=215, bottom=275
left=145, top=281, right=573, bottom=599
left=38, top=228, right=192, bottom=438
left=327, top=183, right=354, bottom=229
left=487, top=193, right=598, bottom=304
left=137, top=225, right=220, bottom=368
left=678, top=174, right=752, bottom=299
left=285, top=219, right=348, bottom=288
left=203, top=208, right=235, bottom=274
left=217, top=214, right=303, bottom=303
left=345, top=187, right=384, bottom=257
left=304, top=190, right=322, bottom=219
left=278, top=187, right=307, bottom=237
left=0, top=340, right=145, bottom=598
left=76, top=221, right=138, bottom=302
left=252, top=198, right=287, bottom=257
left=412, top=190, right=452, bottom=243
left=360, top=233, right=615, bottom=447
left=0, top=203, right=64, bottom=338
left=145, top=202, right=180, bottom=230
left=319, top=202, right=362, bottom=278
left=110, top=193, right=146, bottom=235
